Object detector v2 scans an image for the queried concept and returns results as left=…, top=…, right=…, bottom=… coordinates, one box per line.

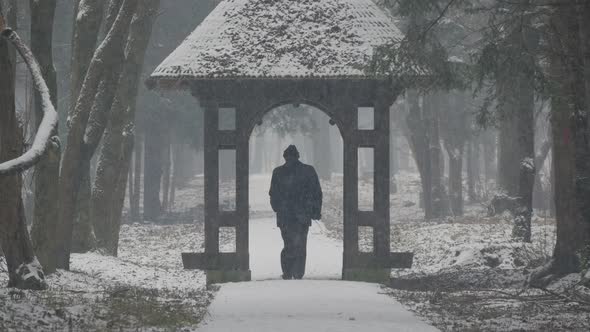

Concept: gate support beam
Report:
left=182, top=80, right=412, bottom=285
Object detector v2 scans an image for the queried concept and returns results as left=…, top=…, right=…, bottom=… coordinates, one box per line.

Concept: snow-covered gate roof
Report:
left=149, top=0, right=402, bottom=84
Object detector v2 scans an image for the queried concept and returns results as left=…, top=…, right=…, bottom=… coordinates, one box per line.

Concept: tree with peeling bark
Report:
left=56, top=0, right=138, bottom=270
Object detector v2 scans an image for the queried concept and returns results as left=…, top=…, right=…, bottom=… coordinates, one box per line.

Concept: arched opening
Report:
left=181, top=82, right=411, bottom=285
left=246, top=103, right=344, bottom=280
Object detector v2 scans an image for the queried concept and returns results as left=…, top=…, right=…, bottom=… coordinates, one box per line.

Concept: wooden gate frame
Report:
left=180, top=78, right=413, bottom=284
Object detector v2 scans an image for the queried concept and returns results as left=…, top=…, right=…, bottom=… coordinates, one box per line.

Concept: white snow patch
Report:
left=70, top=252, right=205, bottom=292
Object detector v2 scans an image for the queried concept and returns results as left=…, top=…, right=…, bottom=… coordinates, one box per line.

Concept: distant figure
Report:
left=269, top=145, right=322, bottom=280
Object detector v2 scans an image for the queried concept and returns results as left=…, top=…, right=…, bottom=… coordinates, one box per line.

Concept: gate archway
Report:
left=247, top=103, right=343, bottom=279
left=147, top=0, right=414, bottom=284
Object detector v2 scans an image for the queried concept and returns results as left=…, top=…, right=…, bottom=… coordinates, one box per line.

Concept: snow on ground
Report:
left=0, top=223, right=210, bottom=331
left=197, top=280, right=438, bottom=332
left=318, top=171, right=555, bottom=283
left=2, top=170, right=589, bottom=331
left=390, top=218, right=554, bottom=282
left=117, top=223, right=204, bottom=270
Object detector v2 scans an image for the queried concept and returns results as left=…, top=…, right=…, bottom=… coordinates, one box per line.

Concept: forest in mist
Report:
left=0, top=0, right=589, bottom=331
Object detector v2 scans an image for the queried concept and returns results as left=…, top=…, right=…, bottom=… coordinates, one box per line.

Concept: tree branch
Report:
left=0, top=28, right=59, bottom=176
left=420, top=0, right=458, bottom=41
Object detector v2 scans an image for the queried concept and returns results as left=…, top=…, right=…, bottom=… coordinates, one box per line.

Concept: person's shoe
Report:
left=282, top=274, right=293, bottom=280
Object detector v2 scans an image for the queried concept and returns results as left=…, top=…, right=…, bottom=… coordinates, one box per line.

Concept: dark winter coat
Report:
left=269, top=160, right=322, bottom=226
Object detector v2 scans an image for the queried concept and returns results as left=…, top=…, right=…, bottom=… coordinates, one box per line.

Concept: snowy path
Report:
left=197, top=280, right=439, bottom=332
left=249, top=218, right=342, bottom=280
left=195, top=174, right=438, bottom=331
left=248, top=174, right=342, bottom=280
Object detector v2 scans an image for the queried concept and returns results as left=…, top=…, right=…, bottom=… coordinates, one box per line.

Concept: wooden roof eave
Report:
left=146, top=75, right=398, bottom=93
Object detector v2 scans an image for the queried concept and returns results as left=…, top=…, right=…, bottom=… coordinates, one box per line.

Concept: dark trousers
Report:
left=279, top=221, right=310, bottom=279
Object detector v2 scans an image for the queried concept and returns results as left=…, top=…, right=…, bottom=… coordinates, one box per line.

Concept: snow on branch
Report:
left=0, top=28, right=59, bottom=176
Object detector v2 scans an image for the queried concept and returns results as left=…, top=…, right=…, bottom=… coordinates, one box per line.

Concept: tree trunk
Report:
left=513, top=157, right=535, bottom=242
left=582, top=1, right=590, bottom=262
left=28, top=0, right=60, bottom=274
left=69, top=0, right=106, bottom=117
left=405, top=90, right=433, bottom=219
left=533, top=139, right=551, bottom=211
left=161, top=128, right=171, bottom=212
left=91, top=0, right=160, bottom=254
left=482, top=130, right=497, bottom=183
left=466, top=141, right=477, bottom=202
left=71, top=164, right=96, bottom=252
left=56, top=0, right=138, bottom=269
left=143, top=119, right=163, bottom=221
left=446, top=144, right=464, bottom=216
left=570, top=1, right=590, bottom=264
left=91, top=111, right=134, bottom=254
left=497, top=115, right=519, bottom=196
left=439, top=91, right=469, bottom=216
left=128, top=154, right=133, bottom=214
left=0, top=4, right=46, bottom=289
left=425, top=93, right=451, bottom=218
left=513, top=26, right=537, bottom=243
left=494, top=24, right=537, bottom=242
left=130, top=133, right=142, bottom=221
left=531, top=7, right=585, bottom=284
left=548, top=59, right=579, bottom=275
left=170, top=142, right=180, bottom=210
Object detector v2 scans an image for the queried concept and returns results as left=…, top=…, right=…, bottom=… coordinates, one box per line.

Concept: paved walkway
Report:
left=197, top=280, right=439, bottom=332
left=248, top=173, right=343, bottom=280
left=249, top=218, right=342, bottom=280
left=196, top=174, right=438, bottom=331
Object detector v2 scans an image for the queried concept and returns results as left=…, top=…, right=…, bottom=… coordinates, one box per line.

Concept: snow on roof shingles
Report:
left=150, top=0, right=402, bottom=81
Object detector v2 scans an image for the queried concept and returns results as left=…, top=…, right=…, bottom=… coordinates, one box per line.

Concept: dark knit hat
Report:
left=283, top=145, right=300, bottom=159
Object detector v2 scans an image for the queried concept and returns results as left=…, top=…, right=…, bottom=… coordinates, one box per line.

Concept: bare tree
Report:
left=69, top=0, right=106, bottom=114
left=0, top=7, right=59, bottom=288
left=441, top=91, right=470, bottom=216
left=405, top=91, right=451, bottom=219
left=29, top=0, right=60, bottom=275
left=56, top=0, right=138, bottom=269
left=91, top=0, right=161, bottom=255
left=130, top=133, right=142, bottom=221
left=72, top=0, right=125, bottom=253
left=404, top=90, right=433, bottom=219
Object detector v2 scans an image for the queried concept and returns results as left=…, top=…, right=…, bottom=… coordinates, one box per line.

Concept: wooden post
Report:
left=203, top=103, right=220, bottom=255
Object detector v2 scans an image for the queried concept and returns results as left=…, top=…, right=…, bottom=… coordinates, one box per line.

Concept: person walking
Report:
left=269, top=145, right=322, bottom=280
